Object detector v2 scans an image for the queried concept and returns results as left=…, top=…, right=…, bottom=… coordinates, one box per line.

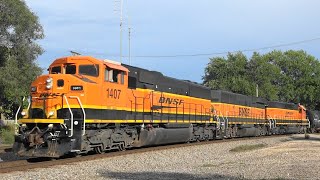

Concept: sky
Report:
left=25, top=0, right=320, bottom=83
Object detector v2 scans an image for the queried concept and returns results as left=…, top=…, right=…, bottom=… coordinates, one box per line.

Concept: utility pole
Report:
left=128, top=14, right=131, bottom=65
left=128, top=26, right=131, bottom=65
left=114, top=0, right=123, bottom=63
left=120, top=0, right=123, bottom=63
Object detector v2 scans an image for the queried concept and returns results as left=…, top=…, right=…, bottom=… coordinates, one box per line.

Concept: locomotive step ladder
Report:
left=63, top=95, right=86, bottom=137
left=213, top=111, right=227, bottom=139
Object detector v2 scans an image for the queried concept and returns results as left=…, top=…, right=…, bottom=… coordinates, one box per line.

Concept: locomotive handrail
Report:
left=267, top=115, right=276, bottom=129
left=307, top=117, right=311, bottom=128
left=213, top=110, right=220, bottom=129
left=23, top=96, right=40, bottom=118
left=224, top=111, right=229, bottom=135
left=225, top=111, right=229, bottom=126
left=220, top=112, right=228, bottom=135
left=63, top=95, right=74, bottom=137
left=69, top=96, right=86, bottom=136
left=14, top=96, right=26, bottom=135
left=26, top=96, right=32, bottom=114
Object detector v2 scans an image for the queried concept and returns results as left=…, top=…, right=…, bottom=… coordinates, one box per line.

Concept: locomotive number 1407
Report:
left=106, top=88, right=121, bottom=99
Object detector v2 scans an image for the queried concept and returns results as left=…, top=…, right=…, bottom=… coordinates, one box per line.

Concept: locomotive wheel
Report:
left=94, top=145, right=104, bottom=154
left=231, top=127, right=238, bottom=138
left=257, top=127, right=262, bottom=136
left=261, top=126, right=267, bottom=136
left=225, top=127, right=232, bottom=138
left=118, top=143, right=126, bottom=151
left=266, top=126, right=271, bottom=136
left=298, top=126, right=303, bottom=134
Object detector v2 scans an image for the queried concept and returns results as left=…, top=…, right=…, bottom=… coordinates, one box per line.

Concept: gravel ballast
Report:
left=1, top=134, right=320, bottom=179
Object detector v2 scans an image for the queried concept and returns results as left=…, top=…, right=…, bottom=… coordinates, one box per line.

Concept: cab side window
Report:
left=105, top=68, right=125, bottom=84
left=120, top=71, right=124, bottom=84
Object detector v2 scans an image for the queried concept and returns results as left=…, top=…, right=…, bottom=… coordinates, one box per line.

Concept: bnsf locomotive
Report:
left=13, top=56, right=309, bottom=157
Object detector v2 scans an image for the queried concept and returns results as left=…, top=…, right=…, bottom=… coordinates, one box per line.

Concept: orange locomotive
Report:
left=13, top=56, right=309, bottom=157
left=211, top=91, right=308, bottom=138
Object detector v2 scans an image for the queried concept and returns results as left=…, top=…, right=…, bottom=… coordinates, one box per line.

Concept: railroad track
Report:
left=0, top=135, right=292, bottom=174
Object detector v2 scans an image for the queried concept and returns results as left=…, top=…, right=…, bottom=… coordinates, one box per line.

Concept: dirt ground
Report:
left=208, top=134, right=320, bottom=179
left=1, top=134, right=320, bottom=179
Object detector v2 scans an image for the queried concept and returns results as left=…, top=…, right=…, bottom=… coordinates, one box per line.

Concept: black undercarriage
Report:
left=13, top=119, right=307, bottom=158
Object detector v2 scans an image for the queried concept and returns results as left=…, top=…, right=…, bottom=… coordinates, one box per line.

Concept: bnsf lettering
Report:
left=239, top=107, right=250, bottom=117
left=159, top=97, right=184, bottom=105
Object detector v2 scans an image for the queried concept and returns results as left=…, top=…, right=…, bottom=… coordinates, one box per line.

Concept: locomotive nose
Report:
left=28, top=75, right=71, bottom=119
left=31, top=75, right=68, bottom=95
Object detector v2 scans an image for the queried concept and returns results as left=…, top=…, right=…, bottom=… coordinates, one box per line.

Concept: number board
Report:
left=71, top=86, right=83, bottom=91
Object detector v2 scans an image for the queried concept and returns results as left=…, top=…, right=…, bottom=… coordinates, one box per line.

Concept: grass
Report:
left=230, top=143, right=266, bottom=152
left=0, top=124, right=15, bottom=145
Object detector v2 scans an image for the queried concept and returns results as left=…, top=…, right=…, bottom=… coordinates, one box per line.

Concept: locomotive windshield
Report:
left=79, top=64, right=99, bottom=77
left=66, top=64, right=76, bottom=74
left=50, top=66, right=61, bottom=74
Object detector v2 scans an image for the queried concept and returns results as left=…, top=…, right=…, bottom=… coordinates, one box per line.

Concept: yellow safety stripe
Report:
left=19, top=118, right=212, bottom=124
left=19, top=118, right=309, bottom=126
left=30, top=105, right=211, bottom=116
left=19, top=119, right=64, bottom=124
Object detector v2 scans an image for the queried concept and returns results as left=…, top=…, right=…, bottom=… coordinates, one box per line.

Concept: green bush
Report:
left=0, top=124, right=15, bottom=145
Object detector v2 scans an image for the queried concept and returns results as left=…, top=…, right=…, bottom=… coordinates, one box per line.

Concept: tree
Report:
left=203, top=52, right=255, bottom=96
left=0, top=0, right=44, bottom=118
left=203, top=50, right=320, bottom=110
left=272, top=50, right=320, bottom=109
left=247, top=52, right=281, bottom=101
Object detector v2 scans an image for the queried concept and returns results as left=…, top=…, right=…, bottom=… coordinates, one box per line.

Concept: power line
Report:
left=76, top=36, right=320, bottom=58
left=130, top=37, right=320, bottom=58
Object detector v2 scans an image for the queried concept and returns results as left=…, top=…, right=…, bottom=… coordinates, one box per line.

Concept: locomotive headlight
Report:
left=46, top=84, right=52, bottom=89
left=46, top=78, right=52, bottom=83
left=48, top=111, right=54, bottom=116
left=48, top=124, right=53, bottom=129
left=46, top=77, right=53, bottom=90
left=21, top=111, right=26, bottom=116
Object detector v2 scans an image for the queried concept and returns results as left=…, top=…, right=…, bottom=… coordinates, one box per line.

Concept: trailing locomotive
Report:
left=306, top=110, right=320, bottom=133
left=13, top=56, right=309, bottom=157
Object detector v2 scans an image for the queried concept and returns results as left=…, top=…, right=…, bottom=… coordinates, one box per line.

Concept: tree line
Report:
left=0, top=0, right=43, bottom=118
left=203, top=50, right=320, bottom=110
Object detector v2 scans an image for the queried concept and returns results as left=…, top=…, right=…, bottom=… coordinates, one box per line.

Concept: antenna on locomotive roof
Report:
left=70, top=51, right=81, bottom=56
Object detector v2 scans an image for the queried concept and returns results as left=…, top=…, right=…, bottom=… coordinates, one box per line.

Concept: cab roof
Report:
left=50, top=56, right=129, bottom=72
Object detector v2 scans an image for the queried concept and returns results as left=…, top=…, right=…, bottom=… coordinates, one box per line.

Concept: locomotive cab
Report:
left=14, top=56, right=129, bottom=157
